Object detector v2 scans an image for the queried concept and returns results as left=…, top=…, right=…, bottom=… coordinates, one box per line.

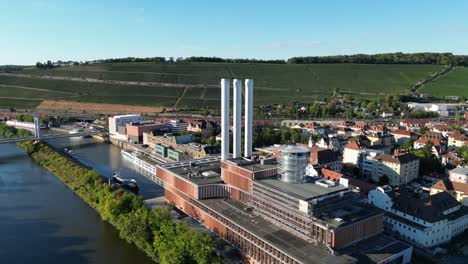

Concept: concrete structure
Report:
left=233, top=79, right=242, bottom=158
left=221, top=78, right=230, bottom=160
left=244, top=79, right=253, bottom=158
left=449, top=167, right=468, bottom=184
left=369, top=187, right=468, bottom=248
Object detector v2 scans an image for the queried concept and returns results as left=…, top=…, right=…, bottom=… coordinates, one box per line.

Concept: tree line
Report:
left=18, top=141, right=222, bottom=264
left=35, top=52, right=468, bottom=68
left=287, top=52, right=468, bottom=66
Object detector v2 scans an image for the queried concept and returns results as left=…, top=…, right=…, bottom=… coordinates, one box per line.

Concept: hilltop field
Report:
left=0, top=62, right=459, bottom=110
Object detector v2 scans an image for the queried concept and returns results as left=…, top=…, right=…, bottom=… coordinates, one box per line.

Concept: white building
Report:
left=369, top=187, right=468, bottom=248
left=363, top=152, right=419, bottom=186
left=390, top=130, right=416, bottom=146
left=407, top=103, right=449, bottom=117
left=108, top=114, right=142, bottom=140
left=447, top=132, right=468, bottom=150
left=449, top=167, right=468, bottom=184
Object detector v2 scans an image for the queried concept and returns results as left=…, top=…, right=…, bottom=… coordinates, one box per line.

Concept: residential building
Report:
left=187, top=120, right=219, bottom=138
left=143, top=132, right=220, bottom=160
left=442, top=152, right=465, bottom=169
left=342, top=140, right=389, bottom=169
left=309, top=146, right=341, bottom=172
left=390, top=130, right=417, bottom=146
left=449, top=167, right=468, bottom=184
left=367, top=133, right=395, bottom=147
left=369, top=187, right=468, bottom=248
left=363, top=152, right=419, bottom=186
left=413, top=138, right=446, bottom=158
left=447, top=131, right=468, bottom=150
left=430, top=178, right=468, bottom=206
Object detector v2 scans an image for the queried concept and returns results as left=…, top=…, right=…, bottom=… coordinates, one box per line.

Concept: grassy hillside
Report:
left=0, top=62, right=444, bottom=109
left=418, top=67, right=468, bottom=98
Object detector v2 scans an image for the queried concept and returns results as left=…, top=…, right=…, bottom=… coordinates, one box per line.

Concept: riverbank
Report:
left=18, top=141, right=222, bottom=264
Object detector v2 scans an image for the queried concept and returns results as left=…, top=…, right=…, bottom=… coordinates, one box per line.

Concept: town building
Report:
left=309, top=146, right=341, bottom=172
left=363, top=152, right=419, bottom=186
left=165, top=119, right=189, bottom=134
left=442, top=152, right=465, bottom=169
left=143, top=132, right=220, bottom=160
left=447, top=131, right=468, bottom=150
left=108, top=114, right=142, bottom=140
left=369, top=187, right=468, bottom=248
left=449, top=167, right=468, bottom=184
left=126, top=122, right=167, bottom=144
left=342, top=140, right=390, bottom=170
left=390, top=130, right=417, bottom=146
left=430, top=178, right=468, bottom=206
left=187, top=120, right=219, bottom=138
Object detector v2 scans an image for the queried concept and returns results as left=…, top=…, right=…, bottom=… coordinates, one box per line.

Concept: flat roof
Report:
left=450, top=167, right=468, bottom=175
left=201, top=198, right=356, bottom=264
left=160, top=157, right=223, bottom=185
left=226, top=158, right=278, bottom=173
left=256, top=176, right=349, bottom=201
left=340, top=234, right=411, bottom=264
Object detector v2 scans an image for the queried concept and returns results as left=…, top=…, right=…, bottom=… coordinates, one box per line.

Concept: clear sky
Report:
left=1, top=0, right=468, bottom=65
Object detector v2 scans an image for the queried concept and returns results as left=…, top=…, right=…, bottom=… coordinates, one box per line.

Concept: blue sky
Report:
left=1, top=0, right=468, bottom=65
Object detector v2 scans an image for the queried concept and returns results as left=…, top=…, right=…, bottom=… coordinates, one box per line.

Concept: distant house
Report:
left=447, top=131, right=468, bottom=150
left=390, top=129, right=417, bottom=146
left=430, top=178, right=468, bottom=206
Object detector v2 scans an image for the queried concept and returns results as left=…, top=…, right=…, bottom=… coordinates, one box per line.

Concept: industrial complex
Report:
left=120, top=79, right=414, bottom=263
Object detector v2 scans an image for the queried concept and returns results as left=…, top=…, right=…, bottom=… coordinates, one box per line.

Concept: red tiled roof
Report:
left=345, top=141, right=361, bottom=150
left=391, top=129, right=412, bottom=136
left=321, top=168, right=343, bottom=181
left=432, top=179, right=468, bottom=194
left=415, top=138, right=441, bottom=146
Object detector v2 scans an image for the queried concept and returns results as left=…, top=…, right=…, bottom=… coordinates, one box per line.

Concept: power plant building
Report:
left=148, top=79, right=412, bottom=263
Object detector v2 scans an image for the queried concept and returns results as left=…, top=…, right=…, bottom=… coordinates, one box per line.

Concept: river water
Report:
left=0, top=138, right=161, bottom=264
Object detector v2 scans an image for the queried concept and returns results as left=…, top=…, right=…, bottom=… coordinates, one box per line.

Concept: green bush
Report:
left=18, top=141, right=222, bottom=264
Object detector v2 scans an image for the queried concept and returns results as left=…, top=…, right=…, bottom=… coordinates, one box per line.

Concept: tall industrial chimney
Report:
left=233, top=79, right=242, bottom=158
left=244, top=79, right=253, bottom=158
left=221, top=79, right=230, bottom=160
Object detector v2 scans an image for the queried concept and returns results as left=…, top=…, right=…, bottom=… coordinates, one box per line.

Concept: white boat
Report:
left=121, top=149, right=136, bottom=162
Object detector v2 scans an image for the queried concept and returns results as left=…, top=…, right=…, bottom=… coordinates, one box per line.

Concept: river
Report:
left=0, top=139, right=161, bottom=264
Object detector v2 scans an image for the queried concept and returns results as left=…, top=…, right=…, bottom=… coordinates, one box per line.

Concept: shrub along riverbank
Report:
left=18, top=141, right=222, bottom=264
left=0, top=122, right=31, bottom=138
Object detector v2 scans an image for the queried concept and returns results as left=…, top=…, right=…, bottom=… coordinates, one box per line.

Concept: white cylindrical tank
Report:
left=233, top=79, right=242, bottom=158
left=221, top=78, right=230, bottom=160
left=278, top=145, right=310, bottom=183
left=244, top=79, right=253, bottom=158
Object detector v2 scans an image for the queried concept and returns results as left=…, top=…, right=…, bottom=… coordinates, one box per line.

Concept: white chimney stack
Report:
left=221, top=78, right=230, bottom=160
left=244, top=79, right=253, bottom=158
left=233, top=79, right=242, bottom=158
